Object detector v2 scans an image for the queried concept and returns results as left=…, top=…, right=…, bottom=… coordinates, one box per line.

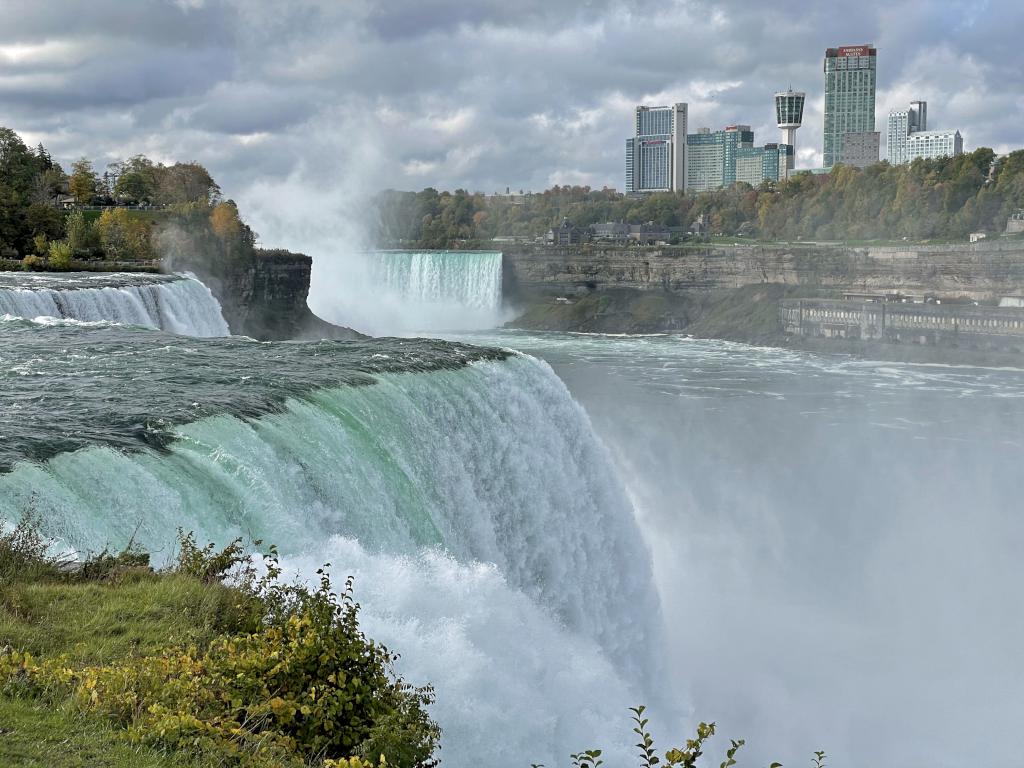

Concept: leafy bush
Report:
left=47, top=239, right=73, bottom=269
left=0, top=513, right=62, bottom=583
left=0, top=533, right=440, bottom=768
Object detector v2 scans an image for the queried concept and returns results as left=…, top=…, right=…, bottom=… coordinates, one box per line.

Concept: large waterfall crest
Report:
left=0, top=351, right=661, bottom=766
left=0, top=273, right=229, bottom=336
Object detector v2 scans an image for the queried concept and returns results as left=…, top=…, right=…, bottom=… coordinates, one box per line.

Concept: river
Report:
left=2, top=269, right=1022, bottom=767
left=450, top=329, right=1024, bottom=768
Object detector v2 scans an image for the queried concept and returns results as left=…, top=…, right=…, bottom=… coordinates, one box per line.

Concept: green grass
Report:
left=0, top=540, right=252, bottom=768
left=0, top=697, right=203, bottom=768
left=0, top=571, right=246, bottom=666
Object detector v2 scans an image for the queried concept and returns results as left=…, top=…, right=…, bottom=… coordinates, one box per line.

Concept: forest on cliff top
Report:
left=372, top=148, right=1024, bottom=247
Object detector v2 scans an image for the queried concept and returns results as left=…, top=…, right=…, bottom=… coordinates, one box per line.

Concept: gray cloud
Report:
left=0, top=0, right=1021, bottom=204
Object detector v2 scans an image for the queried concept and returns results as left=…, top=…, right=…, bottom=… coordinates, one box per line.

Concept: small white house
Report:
left=970, top=232, right=988, bottom=243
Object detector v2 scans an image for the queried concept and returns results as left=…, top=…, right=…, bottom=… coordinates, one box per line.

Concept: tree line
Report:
left=371, top=148, right=1024, bottom=247
left=0, top=125, right=254, bottom=268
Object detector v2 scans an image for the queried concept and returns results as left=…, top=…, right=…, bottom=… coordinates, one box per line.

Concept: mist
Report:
left=238, top=131, right=515, bottom=336
left=506, top=335, right=1024, bottom=767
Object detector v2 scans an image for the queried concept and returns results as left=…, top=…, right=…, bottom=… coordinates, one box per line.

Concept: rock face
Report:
left=502, top=241, right=1024, bottom=303
left=188, top=249, right=364, bottom=341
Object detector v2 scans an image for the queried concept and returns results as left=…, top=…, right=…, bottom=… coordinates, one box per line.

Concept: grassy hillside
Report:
left=0, top=522, right=437, bottom=768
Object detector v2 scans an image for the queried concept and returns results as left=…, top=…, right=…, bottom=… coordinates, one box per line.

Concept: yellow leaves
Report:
left=210, top=201, right=243, bottom=241
left=0, top=575, right=437, bottom=768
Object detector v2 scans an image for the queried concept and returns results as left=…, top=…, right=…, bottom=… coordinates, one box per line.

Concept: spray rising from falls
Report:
left=0, top=329, right=662, bottom=766
left=312, top=250, right=506, bottom=335
left=0, top=273, right=229, bottom=336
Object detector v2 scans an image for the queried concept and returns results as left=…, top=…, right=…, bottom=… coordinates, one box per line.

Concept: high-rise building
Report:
left=906, top=129, right=964, bottom=162
left=625, top=103, right=688, bottom=193
left=887, top=101, right=928, bottom=165
left=686, top=125, right=754, bottom=192
left=823, top=45, right=877, bottom=169
left=909, top=101, right=927, bottom=132
left=774, top=90, right=805, bottom=176
left=887, top=109, right=912, bottom=166
left=887, top=100, right=962, bottom=164
left=839, top=131, right=880, bottom=168
left=736, top=143, right=794, bottom=187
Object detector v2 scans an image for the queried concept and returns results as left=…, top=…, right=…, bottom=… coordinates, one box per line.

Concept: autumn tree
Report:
left=65, top=209, right=98, bottom=255
left=157, top=162, right=220, bottom=205
left=97, top=208, right=152, bottom=260
left=68, top=158, right=98, bottom=204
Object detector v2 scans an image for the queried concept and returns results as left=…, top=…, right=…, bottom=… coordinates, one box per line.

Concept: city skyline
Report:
left=0, top=0, right=1020, bottom=210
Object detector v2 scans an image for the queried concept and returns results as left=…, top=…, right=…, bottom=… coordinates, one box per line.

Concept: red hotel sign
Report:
left=838, top=46, right=871, bottom=57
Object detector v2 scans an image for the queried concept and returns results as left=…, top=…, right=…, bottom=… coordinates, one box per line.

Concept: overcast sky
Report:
left=2, top=0, right=1022, bottom=206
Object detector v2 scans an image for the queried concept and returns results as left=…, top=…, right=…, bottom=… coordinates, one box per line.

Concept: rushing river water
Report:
left=450, top=330, right=1024, bottom=768
left=3, top=267, right=1022, bottom=768
left=0, top=311, right=658, bottom=767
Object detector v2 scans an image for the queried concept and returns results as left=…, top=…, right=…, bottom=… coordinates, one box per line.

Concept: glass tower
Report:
left=823, top=45, right=877, bottom=169
left=626, top=103, right=688, bottom=193
left=686, top=125, right=755, bottom=193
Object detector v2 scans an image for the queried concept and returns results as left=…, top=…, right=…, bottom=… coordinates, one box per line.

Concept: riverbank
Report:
left=508, top=285, right=1024, bottom=367
left=0, top=524, right=437, bottom=768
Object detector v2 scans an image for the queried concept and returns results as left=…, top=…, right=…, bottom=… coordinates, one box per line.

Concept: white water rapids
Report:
left=0, top=273, right=229, bottom=336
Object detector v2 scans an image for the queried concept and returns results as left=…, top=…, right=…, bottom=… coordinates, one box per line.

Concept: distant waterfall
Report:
left=373, top=250, right=502, bottom=310
left=0, top=273, right=229, bottom=337
left=311, top=250, right=505, bottom=335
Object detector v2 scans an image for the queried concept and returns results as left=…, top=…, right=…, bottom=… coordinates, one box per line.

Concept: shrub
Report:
left=47, top=239, right=72, bottom=269
left=0, top=513, right=62, bottom=583
left=0, top=534, right=440, bottom=768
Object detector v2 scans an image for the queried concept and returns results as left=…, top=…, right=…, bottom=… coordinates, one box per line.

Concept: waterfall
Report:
left=311, top=250, right=506, bottom=335
left=0, top=353, right=662, bottom=766
left=373, top=250, right=502, bottom=310
left=0, top=273, right=229, bottom=336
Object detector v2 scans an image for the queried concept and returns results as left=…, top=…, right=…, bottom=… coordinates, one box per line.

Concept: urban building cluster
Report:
left=886, top=100, right=963, bottom=165
left=625, top=43, right=966, bottom=194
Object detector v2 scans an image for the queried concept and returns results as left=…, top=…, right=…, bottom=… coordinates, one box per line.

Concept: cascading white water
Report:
left=373, top=250, right=502, bottom=311
left=310, top=250, right=506, bottom=335
left=0, top=353, right=663, bottom=767
left=0, top=274, right=229, bottom=336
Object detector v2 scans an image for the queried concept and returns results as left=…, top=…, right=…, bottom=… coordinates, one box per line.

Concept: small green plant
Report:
left=537, top=708, right=810, bottom=768
left=0, top=512, right=64, bottom=583
left=812, top=750, right=827, bottom=768
left=571, top=749, right=603, bottom=768
left=47, top=239, right=73, bottom=269
left=174, top=529, right=252, bottom=584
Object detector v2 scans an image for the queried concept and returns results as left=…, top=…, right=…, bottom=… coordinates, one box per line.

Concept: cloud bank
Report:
left=1, top=0, right=1021, bottom=223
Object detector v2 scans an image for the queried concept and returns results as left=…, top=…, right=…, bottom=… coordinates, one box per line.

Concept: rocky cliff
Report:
left=187, top=249, right=364, bottom=341
left=502, top=241, right=1024, bottom=302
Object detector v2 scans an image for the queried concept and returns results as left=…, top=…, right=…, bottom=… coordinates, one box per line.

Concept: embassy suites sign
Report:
left=834, top=45, right=875, bottom=57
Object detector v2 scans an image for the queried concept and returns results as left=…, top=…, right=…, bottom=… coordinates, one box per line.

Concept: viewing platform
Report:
left=780, top=297, right=1024, bottom=351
